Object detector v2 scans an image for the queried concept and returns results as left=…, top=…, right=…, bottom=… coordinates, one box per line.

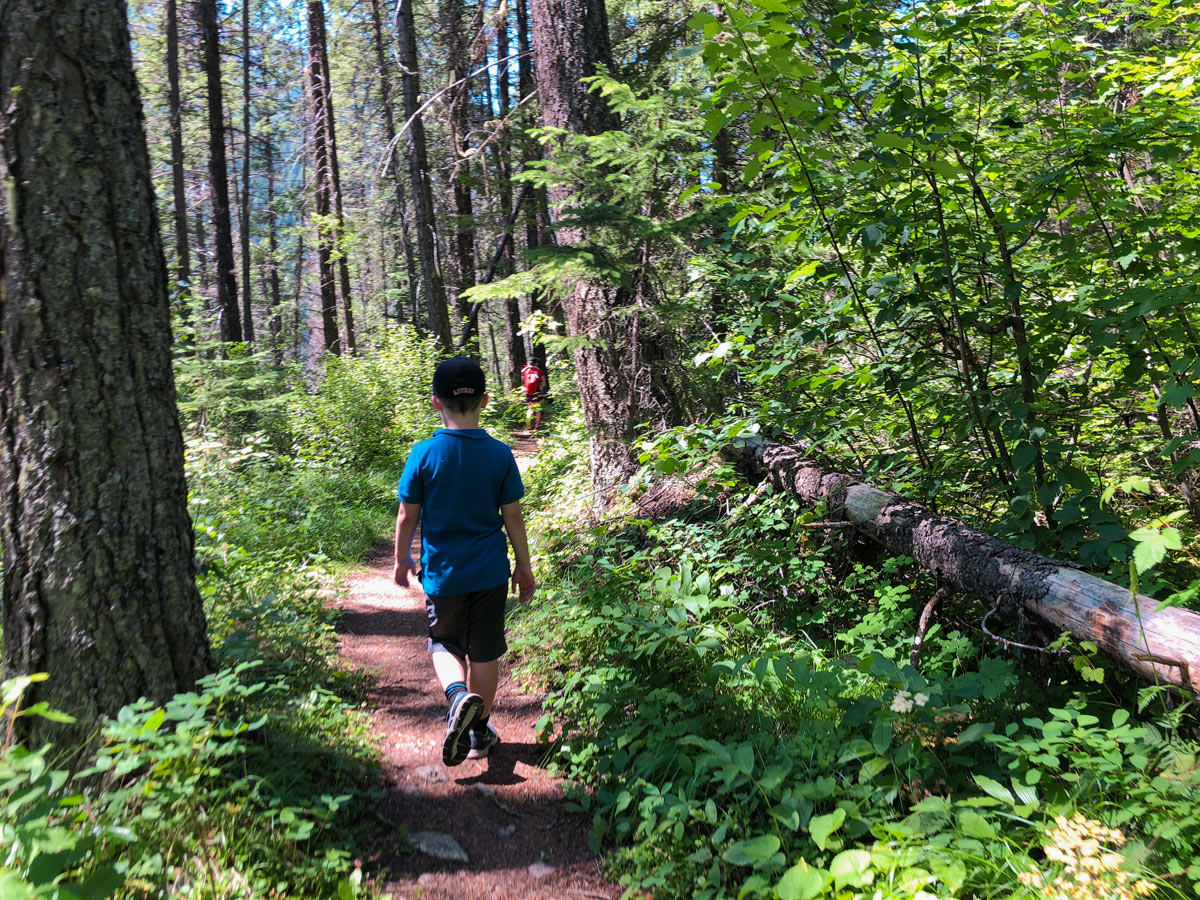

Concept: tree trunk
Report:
left=529, top=0, right=683, bottom=498
left=0, top=0, right=213, bottom=744
left=517, top=0, right=548, bottom=368
left=748, top=444, right=1200, bottom=696
left=240, top=0, right=255, bottom=342
left=396, top=0, right=452, bottom=350
left=264, top=134, right=284, bottom=361
left=495, top=0, right=526, bottom=387
left=166, top=0, right=191, bottom=295
left=196, top=0, right=242, bottom=342
left=368, top=0, right=419, bottom=325
left=441, top=0, right=478, bottom=330
left=315, top=4, right=356, bottom=355
left=306, top=0, right=340, bottom=354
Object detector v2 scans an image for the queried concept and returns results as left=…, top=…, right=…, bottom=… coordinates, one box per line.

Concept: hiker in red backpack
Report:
left=520, top=358, right=547, bottom=434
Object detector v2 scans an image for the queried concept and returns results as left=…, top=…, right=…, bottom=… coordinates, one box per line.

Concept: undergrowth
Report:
left=512, top=414, right=1200, bottom=900
left=0, top=333, right=450, bottom=899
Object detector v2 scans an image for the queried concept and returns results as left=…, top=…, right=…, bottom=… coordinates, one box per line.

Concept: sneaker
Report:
left=443, top=691, right=483, bottom=766
left=467, top=723, right=500, bottom=760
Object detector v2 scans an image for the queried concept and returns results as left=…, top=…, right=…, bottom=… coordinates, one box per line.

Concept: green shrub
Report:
left=286, top=327, right=440, bottom=468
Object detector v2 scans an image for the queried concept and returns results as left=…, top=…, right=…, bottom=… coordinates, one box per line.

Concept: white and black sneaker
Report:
left=443, top=691, right=483, bottom=766
left=467, top=723, right=500, bottom=760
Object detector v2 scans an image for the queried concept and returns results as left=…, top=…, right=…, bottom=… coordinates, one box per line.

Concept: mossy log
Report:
left=753, top=444, right=1200, bottom=695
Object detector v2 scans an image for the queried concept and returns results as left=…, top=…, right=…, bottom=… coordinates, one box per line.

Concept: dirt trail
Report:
left=337, top=437, right=616, bottom=899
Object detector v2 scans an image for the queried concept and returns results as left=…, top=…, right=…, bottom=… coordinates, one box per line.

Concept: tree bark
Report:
left=166, top=0, right=191, bottom=295
left=396, top=0, right=452, bottom=350
left=495, top=0, right=526, bottom=387
left=316, top=5, right=356, bottom=355
left=306, top=0, right=340, bottom=354
left=0, top=0, right=213, bottom=743
left=441, top=0, right=479, bottom=331
left=240, top=0, right=255, bottom=342
left=368, top=0, right=419, bottom=325
left=748, top=444, right=1200, bottom=696
left=529, top=0, right=683, bottom=498
left=196, top=0, right=242, bottom=342
left=264, top=133, right=284, bottom=361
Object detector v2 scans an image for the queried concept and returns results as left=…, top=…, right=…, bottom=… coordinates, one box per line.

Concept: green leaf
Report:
left=1130, top=527, right=1182, bottom=572
left=829, top=849, right=874, bottom=889
left=1161, top=383, right=1195, bottom=408
left=776, top=861, right=827, bottom=900
left=955, top=722, right=993, bottom=747
left=1012, top=442, right=1038, bottom=470
left=723, top=834, right=781, bottom=865
left=70, top=865, right=126, bottom=900
left=808, top=808, right=846, bottom=851
left=973, top=775, right=1014, bottom=805
left=957, top=809, right=996, bottom=839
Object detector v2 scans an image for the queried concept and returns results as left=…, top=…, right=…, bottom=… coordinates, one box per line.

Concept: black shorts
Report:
left=524, top=393, right=540, bottom=405
left=426, top=583, right=508, bottom=662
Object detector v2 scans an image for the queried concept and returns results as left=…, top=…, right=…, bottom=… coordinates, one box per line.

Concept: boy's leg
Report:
left=432, top=650, right=467, bottom=688
left=427, top=593, right=483, bottom=766
left=464, top=583, right=509, bottom=759
left=467, top=659, right=499, bottom=717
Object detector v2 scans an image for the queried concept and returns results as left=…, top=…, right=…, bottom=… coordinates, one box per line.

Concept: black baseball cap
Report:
left=433, top=356, right=486, bottom=399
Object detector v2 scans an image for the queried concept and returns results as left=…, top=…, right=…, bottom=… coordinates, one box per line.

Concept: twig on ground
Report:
left=911, top=587, right=950, bottom=668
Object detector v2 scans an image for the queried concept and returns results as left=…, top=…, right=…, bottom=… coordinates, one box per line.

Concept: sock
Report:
left=444, top=682, right=467, bottom=705
left=472, top=714, right=490, bottom=735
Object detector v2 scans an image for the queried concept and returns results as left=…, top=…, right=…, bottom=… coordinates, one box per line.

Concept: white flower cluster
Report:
left=889, top=690, right=929, bottom=714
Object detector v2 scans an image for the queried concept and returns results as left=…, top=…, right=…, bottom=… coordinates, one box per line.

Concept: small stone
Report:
left=416, top=873, right=439, bottom=888
left=411, top=832, right=470, bottom=863
left=413, top=764, right=448, bottom=784
left=497, top=824, right=516, bottom=838
left=527, top=861, right=555, bottom=880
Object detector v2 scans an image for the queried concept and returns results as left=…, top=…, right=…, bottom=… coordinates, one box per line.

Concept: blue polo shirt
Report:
left=397, top=429, right=524, bottom=598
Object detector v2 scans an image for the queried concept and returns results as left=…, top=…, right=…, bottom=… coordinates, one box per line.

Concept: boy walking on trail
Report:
left=521, top=357, right=547, bottom=434
left=393, top=357, right=536, bottom=766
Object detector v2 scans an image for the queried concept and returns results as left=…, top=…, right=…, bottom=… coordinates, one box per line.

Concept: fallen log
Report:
left=745, top=443, right=1200, bottom=695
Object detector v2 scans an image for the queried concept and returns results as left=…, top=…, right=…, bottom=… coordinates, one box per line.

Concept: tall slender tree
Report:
left=316, top=5, right=356, bottom=354
left=494, top=0, right=526, bottom=385
left=307, top=0, right=341, bottom=354
left=240, top=0, right=255, bottom=341
left=441, top=0, right=480, bottom=329
left=0, top=0, right=213, bottom=743
left=196, top=0, right=243, bottom=342
left=368, top=0, right=419, bottom=323
left=396, top=0, right=452, bottom=349
left=166, top=0, right=191, bottom=295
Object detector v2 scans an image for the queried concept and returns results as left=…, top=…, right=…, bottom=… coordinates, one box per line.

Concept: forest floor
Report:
left=336, top=435, right=619, bottom=900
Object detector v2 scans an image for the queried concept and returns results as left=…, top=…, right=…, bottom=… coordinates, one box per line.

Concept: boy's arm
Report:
left=393, top=502, right=421, bottom=587
left=501, top=500, right=535, bottom=602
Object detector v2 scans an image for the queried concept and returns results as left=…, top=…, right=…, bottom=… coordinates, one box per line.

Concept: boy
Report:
left=393, top=357, right=536, bottom=766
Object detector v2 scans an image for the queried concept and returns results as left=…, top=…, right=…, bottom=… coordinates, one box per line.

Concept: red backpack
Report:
left=522, top=365, right=544, bottom=396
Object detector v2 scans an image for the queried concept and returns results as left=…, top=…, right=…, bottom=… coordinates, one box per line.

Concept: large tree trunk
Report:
left=196, top=0, right=242, bottom=342
left=0, top=0, right=213, bottom=744
left=306, top=0, right=340, bottom=354
left=166, top=0, right=191, bottom=296
left=396, top=0, right=452, bottom=350
left=529, top=0, right=683, bottom=498
left=750, top=444, right=1200, bottom=695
